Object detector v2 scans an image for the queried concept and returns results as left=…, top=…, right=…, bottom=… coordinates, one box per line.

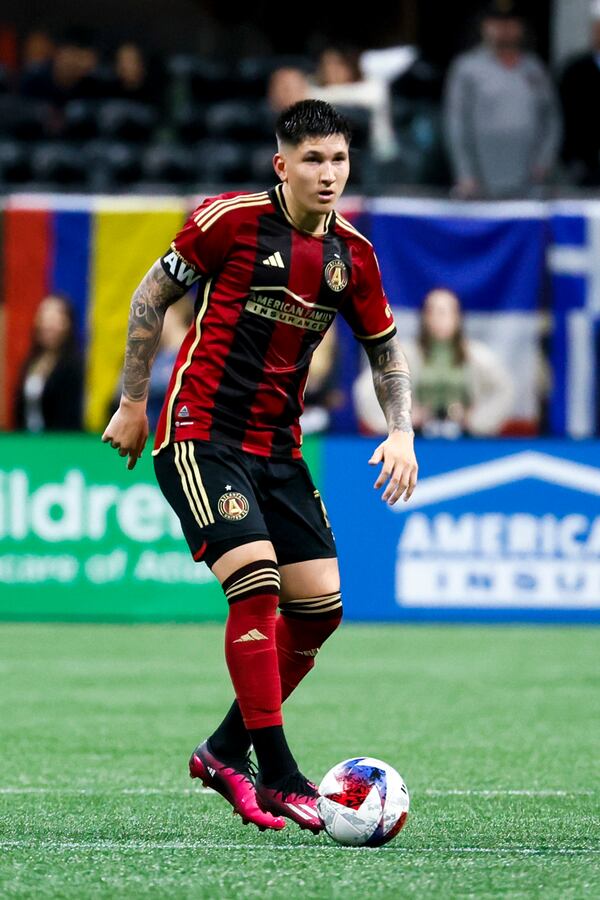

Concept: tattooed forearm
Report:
left=365, top=335, right=413, bottom=433
left=122, top=261, right=187, bottom=402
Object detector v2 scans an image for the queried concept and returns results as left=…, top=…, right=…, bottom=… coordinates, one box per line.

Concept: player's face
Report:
left=275, top=135, right=350, bottom=221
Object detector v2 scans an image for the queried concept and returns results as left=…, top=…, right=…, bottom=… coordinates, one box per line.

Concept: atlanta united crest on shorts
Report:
left=218, top=491, right=250, bottom=521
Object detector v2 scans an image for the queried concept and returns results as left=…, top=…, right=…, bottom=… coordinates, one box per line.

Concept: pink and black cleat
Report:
left=255, top=770, right=324, bottom=834
left=189, top=740, right=286, bottom=832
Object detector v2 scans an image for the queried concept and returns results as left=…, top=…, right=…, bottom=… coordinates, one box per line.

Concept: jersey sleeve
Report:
left=340, top=242, right=396, bottom=345
left=159, top=195, right=236, bottom=288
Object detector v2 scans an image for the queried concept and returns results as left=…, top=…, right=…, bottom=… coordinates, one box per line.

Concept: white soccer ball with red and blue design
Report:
left=317, top=757, right=409, bottom=847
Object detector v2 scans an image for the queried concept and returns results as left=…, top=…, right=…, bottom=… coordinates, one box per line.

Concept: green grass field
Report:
left=0, top=623, right=598, bottom=898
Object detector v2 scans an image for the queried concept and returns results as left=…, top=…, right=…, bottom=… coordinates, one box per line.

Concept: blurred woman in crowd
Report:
left=21, top=30, right=55, bottom=70
left=14, top=293, right=83, bottom=432
left=266, top=66, right=309, bottom=115
left=112, top=42, right=161, bottom=105
left=308, top=45, right=398, bottom=162
left=353, top=287, right=514, bottom=437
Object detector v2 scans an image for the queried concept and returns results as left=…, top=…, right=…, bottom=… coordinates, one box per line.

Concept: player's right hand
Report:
left=102, top=398, right=149, bottom=470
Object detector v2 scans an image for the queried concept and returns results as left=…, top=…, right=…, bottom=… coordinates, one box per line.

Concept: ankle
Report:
left=249, top=724, right=297, bottom=783
left=258, top=765, right=298, bottom=788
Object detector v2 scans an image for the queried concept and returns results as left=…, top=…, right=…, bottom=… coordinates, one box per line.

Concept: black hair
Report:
left=481, top=0, right=525, bottom=20
left=275, top=99, right=352, bottom=146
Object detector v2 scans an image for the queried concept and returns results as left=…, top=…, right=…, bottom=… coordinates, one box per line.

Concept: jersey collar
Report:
left=270, top=183, right=336, bottom=237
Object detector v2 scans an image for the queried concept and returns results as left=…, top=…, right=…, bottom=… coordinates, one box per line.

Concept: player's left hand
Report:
left=369, top=431, right=418, bottom=505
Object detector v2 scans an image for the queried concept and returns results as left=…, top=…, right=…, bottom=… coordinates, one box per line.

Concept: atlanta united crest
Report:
left=324, top=258, right=349, bottom=292
left=218, top=491, right=250, bottom=521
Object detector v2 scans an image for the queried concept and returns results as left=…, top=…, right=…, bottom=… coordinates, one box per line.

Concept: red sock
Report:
left=222, top=560, right=282, bottom=730
left=277, top=593, right=343, bottom=702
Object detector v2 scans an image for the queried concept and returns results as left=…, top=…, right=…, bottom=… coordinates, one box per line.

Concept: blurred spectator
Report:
left=21, top=30, right=55, bottom=70
left=266, top=66, right=309, bottom=114
left=111, top=42, right=162, bottom=106
left=308, top=46, right=398, bottom=162
left=443, top=1, right=561, bottom=199
left=301, top=324, right=342, bottom=435
left=20, top=27, right=100, bottom=109
left=13, top=294, right=83, bottom=432
left=353, top=287, right=514, bottom=438
left=558, top=1, right=600, bottom=186
left=315, top=46, right=362, bottom=86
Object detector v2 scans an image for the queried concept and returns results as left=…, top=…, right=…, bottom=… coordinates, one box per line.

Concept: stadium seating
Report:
left=140, top=143, right=197, bottom=186
left=167, top=55, right=236, bottom=105
left=0, top=139, right=33, bottom=184
left=85, top=140, right=142, bottom=190
left=249, top=144, right=277, bottom=183
left=196, top=139, right=255, bottom=184
left=31, top=142, right=89, bottom=187
left=0, top=65, right=10, bottom=93
left=98, top=100, right=159, bottom=143
left=391, top=97, right=449, bottom=186
left=0, top=47, right=456, bottom=193
left=205, top=99, right=272, bottom=143
left=171, top=103, right=210, bottom=143
left=60, top=99, right=102, bottom=141
left=0, top=95, right=48, bottom=141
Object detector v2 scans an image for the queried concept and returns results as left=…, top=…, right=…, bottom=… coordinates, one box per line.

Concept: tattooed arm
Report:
left=121, top=261, right=187, bottom=401
left=365, top=334, right=413, bottom=434
left=364, top=335, right=418, bottom=503
left=102, top=261, right=187, bottom=469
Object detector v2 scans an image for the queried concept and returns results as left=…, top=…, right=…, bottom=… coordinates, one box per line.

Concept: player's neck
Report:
left=281, top=183, right=328, bottom=236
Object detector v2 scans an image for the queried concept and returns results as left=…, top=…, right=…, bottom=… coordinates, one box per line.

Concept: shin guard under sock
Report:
left=210, top=590, right=342, bottom=758
left=222, top=560, right=282, bottom=730
left=277, top=593, right=343, bottom=701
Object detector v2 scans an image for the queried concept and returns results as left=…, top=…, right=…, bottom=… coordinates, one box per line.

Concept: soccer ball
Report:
left=317, top=757, right=409, bottom=847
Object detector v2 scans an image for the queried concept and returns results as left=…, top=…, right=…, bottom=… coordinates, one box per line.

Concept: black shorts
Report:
left=154, top=439, right=336, bottom=569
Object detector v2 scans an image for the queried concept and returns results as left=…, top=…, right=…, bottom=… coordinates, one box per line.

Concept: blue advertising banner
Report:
left=324, top=437, right=600, bottom=623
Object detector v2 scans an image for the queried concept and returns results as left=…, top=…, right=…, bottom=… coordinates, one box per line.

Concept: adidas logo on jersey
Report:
left=233, top=629, right=268, bottom=643
left=178, top=406, right=190, bottom=418
left=262, top=252, right=285, bottom=268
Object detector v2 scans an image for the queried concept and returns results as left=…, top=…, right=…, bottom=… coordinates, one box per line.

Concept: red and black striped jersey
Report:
left=153, top=183, right=396, bottom=459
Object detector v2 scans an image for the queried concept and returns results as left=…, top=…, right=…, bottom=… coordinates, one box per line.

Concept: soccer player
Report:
left=103, top=100, right=418, bottom=833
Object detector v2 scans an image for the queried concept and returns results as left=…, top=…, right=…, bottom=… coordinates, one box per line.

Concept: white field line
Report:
left=0, top=787, right=594, bottom=797
left=0, top=787, right=215, bottom=795
left=424, top=789, right=595, bottom=797
left=0, top=840, right=598, bottom=855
